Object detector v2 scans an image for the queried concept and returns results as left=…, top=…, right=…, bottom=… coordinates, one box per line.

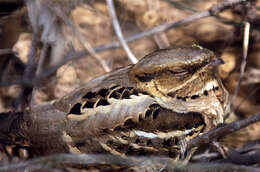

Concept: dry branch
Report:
left=44, top=1, right=111, bottom=72
left=0, top=153, right=258, bottom=172
left=106, top=0, right=138, bottom=64
left=226, top=22, right=250, bottom=119
left=0, top=0, right=247, bottom=88
left=34, top=0, right=249, bottom=82
left=0, top=48, right=13, bottom=55
left=187, top=113, right=260, bottom=149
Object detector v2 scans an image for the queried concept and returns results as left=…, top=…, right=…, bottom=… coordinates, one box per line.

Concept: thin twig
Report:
left=0, top=78, right=31, bottom=87
left=147, top=0, right=170, bottom=49
left=212, top=141, right=228, bottom=159
left=225, top=21, right=250, bottom=119
left=164, top=0, right=198, bottom=13
left=235, top=86, right=260, bottom=113
left=217, top=149, right=260, bottom=165
left=0, top=49, right=13, bottom=55
left=46, top=2, right=111, bottom=72
left=36, top=42, right=49, bottom=76
left=16, top=29, right=39, bottom=109
left=0, top=0, right=247, bottom=87
left=187, top=112, right=260, bottom=150
left=0, top=154, right=170, bottom=171
left=0, top=153, right=258, bottom=172
left=106, top=0, right=138, bottom=64
left=32, top=43, right=50, bottom=106
left=122, top=0, right=247, bottom=44
left=192, top=150, right=219, bottom=161
left=153, top=33, right=170, bottom=49
left=23, top=30, right=38, bottom=80
left=40, top=0, right=246, bottom=79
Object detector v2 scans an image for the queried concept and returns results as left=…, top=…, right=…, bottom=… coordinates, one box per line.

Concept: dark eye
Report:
left=168, top=69, right=188, bottom=76
left=136, top=73, right=155, bottom=82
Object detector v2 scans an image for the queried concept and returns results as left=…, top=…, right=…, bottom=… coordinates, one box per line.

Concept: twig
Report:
left=164, top=0, right=198, bottom=13
left=153, top=33, right=170, bottom=49
left=15, top=28, right=39, bottom=109
left=147, top=0, right=170, bottom=49
left=122, top=0, right=247, bottom=43
left=106, top=0, right=138, bottom=64
left=32, top=42, right=50, bottom=106
left=212, top=141, right=228, bottom=159
left=36, top=42, right=49, bottom=76
left=0, top=0, right=248, bottom=87
left=65, top=0, right=247, bottom=68
left=225, top=21, right=250, bottom=119
left=0, top=153, right=258, bottom=172
left=0, top=78, right=32, bottom=87
left=0, top=0, right=23, bottom=5
left=40, top=0, right=247, bottom=79
left=46, top=2, right=111, bottom=72
left=235, top=86, right=260, bottom=113
left=242, top=68, right=260, bottom=85
left=237, top=139, right=260, bottom=153
left=0, top=48, right=13, bottom=55
left=23, top=30, right=38, bottom=81
left=192, top=150, right=219, bottom=161
left=187, top=113, right=260, bottom=150
left=0, top=154, right=170, bottom=171
left=218, top=149, right=260, bottom=165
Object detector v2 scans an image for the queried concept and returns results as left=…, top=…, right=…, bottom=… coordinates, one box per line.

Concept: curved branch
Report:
left=187, top=113, right=260, bottom=149
left=106, top=0, right=138, bottom=64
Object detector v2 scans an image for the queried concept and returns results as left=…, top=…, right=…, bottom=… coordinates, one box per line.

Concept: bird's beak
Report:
left=211, top=57, right=225, bottom=66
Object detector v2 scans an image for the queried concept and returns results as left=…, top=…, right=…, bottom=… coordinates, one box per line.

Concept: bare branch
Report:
left=226, top=21, right=250, bottom=119
left=41, top=0, right=247, bottom=80
left=0, top=154, right=170, bottom=171
left=0, top=153, right=258, bottom=172
left=146, top=0, right=170, bottom=49
left=0, top=48, right=13, bottom=55
left=235, top=85, right=260, bottom=112
left=153, top=33, right=170, bottom=49
left=123, top=0, right=247, bottom=43
left=22, top=34, right=37, bottom=79
left=106, top=0, right=138, bottom=64
left=187, top=113, right=260, bottom=150
left=15, top=5, right=40, bottom=108
left=45, top=2, right=111, bottom=72
left=36, top=42, right=49, bottom=76
left=0, top=0, right=248, bottom=88
left=64, top=0, right=247, bottom=68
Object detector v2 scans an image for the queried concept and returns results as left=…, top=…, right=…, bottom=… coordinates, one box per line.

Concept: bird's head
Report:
left=129, top=46, right=229, bottom=130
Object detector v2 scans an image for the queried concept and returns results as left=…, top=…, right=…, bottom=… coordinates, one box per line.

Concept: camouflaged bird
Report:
left=2, top=46, right=229, bottom=160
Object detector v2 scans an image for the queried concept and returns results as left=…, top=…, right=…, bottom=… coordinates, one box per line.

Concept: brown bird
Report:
left=1, top=46, right=229, bottom=161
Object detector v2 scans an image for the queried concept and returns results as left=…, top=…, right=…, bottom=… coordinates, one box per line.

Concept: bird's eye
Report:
left=168, top=69, right=188, bottom=76
left=135, top=73, right=155, bottom=82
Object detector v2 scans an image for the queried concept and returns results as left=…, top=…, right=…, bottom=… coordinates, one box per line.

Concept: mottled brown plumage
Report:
left=1, top=46, right=229, bottom=160
left=49, top=45, right=228, bottom=159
